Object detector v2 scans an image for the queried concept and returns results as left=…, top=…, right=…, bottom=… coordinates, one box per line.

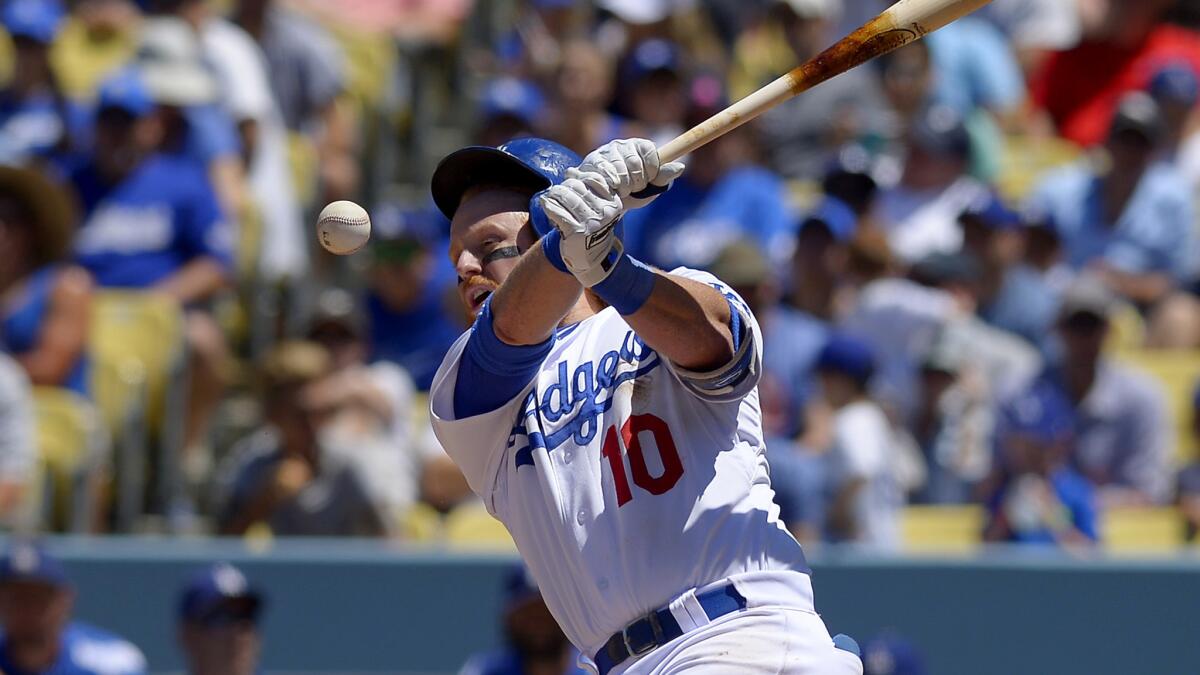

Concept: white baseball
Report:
left=317, top=200, right=371, bottom=255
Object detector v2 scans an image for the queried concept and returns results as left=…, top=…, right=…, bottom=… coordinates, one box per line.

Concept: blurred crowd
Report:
left=6, top=0, right=1200, bottom=554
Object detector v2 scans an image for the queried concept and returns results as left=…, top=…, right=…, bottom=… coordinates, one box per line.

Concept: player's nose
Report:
left=454, top=249, right=482, bottom=280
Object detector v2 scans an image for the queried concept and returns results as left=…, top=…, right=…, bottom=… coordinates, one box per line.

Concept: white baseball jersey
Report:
left=430, top=268, right=811, bottom=656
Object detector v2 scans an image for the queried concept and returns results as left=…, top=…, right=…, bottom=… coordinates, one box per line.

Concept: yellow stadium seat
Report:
left=445, top=502, right=516, bottom=551
left=900, top=505, right=984, bottom=553
left=89, top=292, right=187, bottom=529
left=1112, top=350, right=1200, bottom=462
left=31, top=387, right=107, bottom=532
left=996, top=135, right=1082, bottom=203
left=1101, top=507, right=1184, bottom=553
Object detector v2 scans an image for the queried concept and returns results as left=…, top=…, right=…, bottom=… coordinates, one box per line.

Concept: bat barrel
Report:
left=656, top=0, right=993, bottom=165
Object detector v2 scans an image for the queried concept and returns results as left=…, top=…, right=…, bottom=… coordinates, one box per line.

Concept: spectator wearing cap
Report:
left=876, top=104, right=989, bottom=264
left=0, top=542, right=146, bottom=674
left=617, top=39, right=687, bottom=149
left=1031, top=0, right=1200, bottom=147
left=788, top=197, right=858, bottom=323
left=981, top=381, right=1099, bottom=546
left=708, top=241, right=828, bottom=542
left=177, top=563, right=263, bottom=675
left=860, top=632, right=927, bottom=675
left=549, top=40, right=625, bottom=156
left=0, top=0, right=87, bottom=164
left=620, top=73, right=794, bottom=270
left=69, top=67, right=234, bottom=469
left=460, top=564, right=587, bottom=675
left=822, top=145, right=880, bottom=220
left=305, top=288, right=446, bottom=518
left=41, top=0, right=141, bottom=101
left=215, top=341, right=389, bottom=536
left=0, top=355, right=35, bottom=526
left=476, top=77, right=545, bottom=148
left=366, top=205, right=463, bottom=392
left=910, top=334, right=994, bottom=505
left=959, top=192, right=1059, bottom=347
left=1026, top=275, right=1171, bottom=506
left=735, top=0, right=889, bottom=181
left=815, top=334, right=905, bottom=548
left=1147, top=62, right=1198, bottom=157
left=1, top=165, right=93, bottom=396
left=1027, top=92, right=1197, bottom=344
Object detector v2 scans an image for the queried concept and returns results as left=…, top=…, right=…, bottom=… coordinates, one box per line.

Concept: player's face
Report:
left=0, top=582, right=71, bottom=644
left=448, top=188, right=538, bottom=319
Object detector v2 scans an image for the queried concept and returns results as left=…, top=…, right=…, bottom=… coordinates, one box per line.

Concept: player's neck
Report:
left=558, top=291, right=605, bottom=328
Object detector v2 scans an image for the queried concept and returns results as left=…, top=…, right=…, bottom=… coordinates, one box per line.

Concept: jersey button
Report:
left=576, top=508, right=588, bottom=525
left=563, top=448, right=574, bottom=464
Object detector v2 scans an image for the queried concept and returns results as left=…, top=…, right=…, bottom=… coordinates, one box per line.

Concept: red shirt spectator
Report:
left=1032, top=24, right=1200, bottom=146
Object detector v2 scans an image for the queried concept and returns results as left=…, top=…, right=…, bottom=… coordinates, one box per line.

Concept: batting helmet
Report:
left=431, top=137, right=581, bottom=237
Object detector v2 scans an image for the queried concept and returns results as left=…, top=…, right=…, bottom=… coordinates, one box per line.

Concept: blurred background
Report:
left=2, top=0, right=1200, bottom=673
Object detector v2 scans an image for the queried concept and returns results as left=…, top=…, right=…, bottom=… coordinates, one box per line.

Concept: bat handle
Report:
left=628, top=182, right=671, bottom=201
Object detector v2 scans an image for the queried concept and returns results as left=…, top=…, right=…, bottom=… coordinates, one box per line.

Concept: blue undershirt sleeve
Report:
left=453, top=299, right=555, bottom=418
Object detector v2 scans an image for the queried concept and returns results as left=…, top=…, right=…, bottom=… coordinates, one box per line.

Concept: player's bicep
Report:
left=664, top=268, right=763, bottom=402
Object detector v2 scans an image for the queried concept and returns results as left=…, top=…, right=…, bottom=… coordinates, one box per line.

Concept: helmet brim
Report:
left=431, top=146, right=552, bottom=220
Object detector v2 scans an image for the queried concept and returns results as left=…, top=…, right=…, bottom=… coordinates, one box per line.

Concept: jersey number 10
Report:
left=600, top=414, right=684, bottom=506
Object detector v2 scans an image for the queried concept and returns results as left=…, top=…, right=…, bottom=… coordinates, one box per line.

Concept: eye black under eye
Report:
left=481, top=246, right=520, bottom=266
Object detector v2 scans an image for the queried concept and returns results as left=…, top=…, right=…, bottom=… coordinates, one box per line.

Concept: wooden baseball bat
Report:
left=656, top=0, right=994, bottom=164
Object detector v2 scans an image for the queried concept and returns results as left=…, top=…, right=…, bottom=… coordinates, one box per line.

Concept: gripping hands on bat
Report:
left=538, top=139, right=686, bottom=288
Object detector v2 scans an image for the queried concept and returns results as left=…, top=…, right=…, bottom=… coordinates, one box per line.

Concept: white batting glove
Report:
left=578, top=138, right=687, bottom=210
left=539, top=168, right=625, bottom=287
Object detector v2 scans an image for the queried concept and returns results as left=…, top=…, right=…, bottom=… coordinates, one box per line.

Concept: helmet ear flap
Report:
left=529, top=188, right=554, bottom=239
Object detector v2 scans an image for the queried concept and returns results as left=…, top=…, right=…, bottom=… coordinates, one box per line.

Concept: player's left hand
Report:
left=579, top=138, right=686, bottom=210
left=538, top=168, right=625, bottom=287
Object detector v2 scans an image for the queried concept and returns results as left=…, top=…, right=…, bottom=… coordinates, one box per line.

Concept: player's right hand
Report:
left=538, top=168, right=625, bottom=287
left=578, top=138, right=686, bottom=210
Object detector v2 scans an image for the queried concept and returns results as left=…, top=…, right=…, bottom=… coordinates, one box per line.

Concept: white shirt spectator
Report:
left=0, top=354, right=35, bottom=489
left=829, top=400, right=903, bottom=549
left=876, top=176, right=988, bottom=264
left=980, top=0, right=1082, bottom=52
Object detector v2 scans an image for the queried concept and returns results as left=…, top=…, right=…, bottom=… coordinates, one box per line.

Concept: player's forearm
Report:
left=490, top=245, right=583, bottom=346
left=623, top=273, right=735, bottom=372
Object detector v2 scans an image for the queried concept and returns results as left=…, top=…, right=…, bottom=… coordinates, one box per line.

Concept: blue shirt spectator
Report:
left=925, top=17, right=1026, bottom=116
left=983, top=380, right=1099, bottom=546
left=71, top=154, right=233, bottom=290
left=0, top=542, right=146, bottom=675
left=622, top=167, right=794, bottom=271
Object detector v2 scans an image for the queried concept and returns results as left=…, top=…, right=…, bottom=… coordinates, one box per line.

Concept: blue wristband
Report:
left=593, top=253, right=657, bottom=315
left=541, top=229, right=570, bottom=274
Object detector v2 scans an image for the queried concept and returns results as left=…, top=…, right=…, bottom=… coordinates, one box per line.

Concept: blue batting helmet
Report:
left=431, top=137, right=581, bottom=237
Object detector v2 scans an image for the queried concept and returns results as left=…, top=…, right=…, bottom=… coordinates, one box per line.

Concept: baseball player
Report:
left=428, top=137, right=862, bottom=675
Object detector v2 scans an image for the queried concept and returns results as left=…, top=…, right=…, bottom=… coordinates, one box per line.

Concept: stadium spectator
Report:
left=459, top=564, right=587, bottom=675
left=616, top=39, right=688, bottom=148
left=959, top=192, right=1059, bottom=347
left=1027, top=275, right=1172, bottom=506
left=305, top=288, right=431, bottom=518
left=491, top=0, right=590, bottom=82
left=909, top=336, right=993, bottom=505
left=215, top=341, right=388, bottom=537
left=230, top=0, right=359, bottom=206
left=0, top=0, right=84, bottom=164
left=822, top=145, right=881, bottom=221
left=923, top=16, right=1026, bottom=125
left=860, top=631, right=928, bottom=675
left=788, top=197, right=858, bottom=322
left=475, top=77, right=545, bottom=148
left=736, top=0, right=889, bottom=181
left=548, top=40, right=623, bottom=155
left=365, top=206, right=462, bottom=392
left=621, top=74, right=794, bottom=270
left=68, top=68, right=234, bottom=467
left=1176, top=383, right=1200, bottom=542
left=1032, top=0, right=1200, bottom=147
left=0, top=355, right=35, bottom=527
left=708, top=241, right=829, bottom=543
left=978, top=0, right=1083, bottom=75
left=0, top=542, right=147, bottom=674
left=1, top=165, right=92, bottom=396
left=816, top=334, right=905, bottom=549
left=177, top=563, right=263, bottom=675
left=876, top=104, right=988, bottom=264
left=981, top=382, right=1099, bottom=547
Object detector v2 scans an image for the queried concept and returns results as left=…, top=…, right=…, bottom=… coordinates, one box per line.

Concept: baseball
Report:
left=317, top=200, right=371, bottom=255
